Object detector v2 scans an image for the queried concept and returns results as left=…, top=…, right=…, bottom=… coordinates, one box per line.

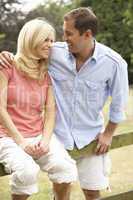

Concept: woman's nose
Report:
left=48, top=41, right=53, bottom=48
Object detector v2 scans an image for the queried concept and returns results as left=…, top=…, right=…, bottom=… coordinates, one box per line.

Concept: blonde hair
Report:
left=14, top=18, right=55, bottom=81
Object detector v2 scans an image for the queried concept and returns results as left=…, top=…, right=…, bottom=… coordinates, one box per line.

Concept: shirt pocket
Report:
left=85, top=80, right=106, bottom=109
left=85, top=80, right=101, bottom=102
left=52, top=72, right=73, bottom=94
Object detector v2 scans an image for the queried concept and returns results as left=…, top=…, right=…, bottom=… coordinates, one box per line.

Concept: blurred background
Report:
left=0, top=0, right=133, bottom=199
left=0, top=0, right=133, bottom=83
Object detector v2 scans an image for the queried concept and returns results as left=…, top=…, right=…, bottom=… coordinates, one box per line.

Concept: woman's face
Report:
left=36, top=35, right=54, bottom=59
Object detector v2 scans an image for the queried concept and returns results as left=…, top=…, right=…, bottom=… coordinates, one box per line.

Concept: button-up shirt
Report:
left=49, top=41, right=129, bottom=150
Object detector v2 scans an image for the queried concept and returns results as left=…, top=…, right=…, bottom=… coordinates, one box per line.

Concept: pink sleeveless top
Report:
left=0, top=66, right=51, bottom=138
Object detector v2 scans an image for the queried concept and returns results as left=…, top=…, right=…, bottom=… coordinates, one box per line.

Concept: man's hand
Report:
left=95, top=121, right=118, bottom=155
left=0, top=51, right=14, bottom=68
left=95, top=132, right=113, bottom=155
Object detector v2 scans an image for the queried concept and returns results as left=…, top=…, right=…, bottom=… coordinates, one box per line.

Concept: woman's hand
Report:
left=19, top=136, right=50, bottom=159
left=32, top=136, right=50, bottom=158
left=19, top=140, right=40, bottom=158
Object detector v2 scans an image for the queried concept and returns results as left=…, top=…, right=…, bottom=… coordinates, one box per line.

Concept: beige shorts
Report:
left=0, top=135, right=78, bottom=195
left=75, top=153, right=111, bottom=190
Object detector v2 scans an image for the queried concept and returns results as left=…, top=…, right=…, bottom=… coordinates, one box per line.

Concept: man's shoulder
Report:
left=98, top=42, right=126, bottom=65
left=50, top=42, right=69, bottom=57
left=53, top=41, right=68, bottom=50
left=49, top=42, right=69, bottom=69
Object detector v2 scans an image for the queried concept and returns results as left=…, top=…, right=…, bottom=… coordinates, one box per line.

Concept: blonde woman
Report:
left=0, top=19, right=77, bottom=200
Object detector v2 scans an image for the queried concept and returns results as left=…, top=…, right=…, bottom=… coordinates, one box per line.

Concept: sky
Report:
left=19, top=0, right=69, bottom=11
left=19, top=0, right=45, bottom=11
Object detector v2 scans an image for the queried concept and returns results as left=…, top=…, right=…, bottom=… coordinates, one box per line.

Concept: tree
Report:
left=26, top=0, right=72, bottom=40
left=71, top=0, right=133, bottom=83
left=0, top=0, right=25, bottom=52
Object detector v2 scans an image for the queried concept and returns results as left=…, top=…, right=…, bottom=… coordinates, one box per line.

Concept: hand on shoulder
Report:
left=0, top=51, right=14, bottom=68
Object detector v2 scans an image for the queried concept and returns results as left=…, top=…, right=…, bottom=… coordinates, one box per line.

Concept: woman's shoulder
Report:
left=1, top=64, right=15, bottom=80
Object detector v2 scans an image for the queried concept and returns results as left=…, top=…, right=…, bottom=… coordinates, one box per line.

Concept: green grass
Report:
left=0, top=89, right=133, bottom=200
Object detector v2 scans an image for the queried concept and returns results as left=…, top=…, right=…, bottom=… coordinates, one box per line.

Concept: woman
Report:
left=0, top=19, right=77, bottom=200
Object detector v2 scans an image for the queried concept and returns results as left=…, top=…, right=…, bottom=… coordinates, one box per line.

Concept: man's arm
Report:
left=95, top=121, right=118, bottom=155
left=0, top=51, right=14, bottom=68
left=95, top=58, right=129, bottom=155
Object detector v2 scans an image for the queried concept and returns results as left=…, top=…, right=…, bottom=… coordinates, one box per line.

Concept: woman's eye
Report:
left=45, top=38, right=49, bottom=42
left=44, top=38, right=54, bottom=43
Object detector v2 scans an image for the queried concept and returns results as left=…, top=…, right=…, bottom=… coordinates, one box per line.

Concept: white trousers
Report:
left=0, top=135, right=78, bottom=195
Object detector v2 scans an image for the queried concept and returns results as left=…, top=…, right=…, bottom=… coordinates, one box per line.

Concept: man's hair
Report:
left=64, top=7, right=98, bottom=36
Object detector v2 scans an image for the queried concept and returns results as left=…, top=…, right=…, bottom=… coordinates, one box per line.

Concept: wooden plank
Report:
left=102, top=190, right=133, bottom=200
left=68, top=131, right=133, bottom=159
left=111, top=131, right=133, bottom=150
left=0, top=163, right=8, bottom=176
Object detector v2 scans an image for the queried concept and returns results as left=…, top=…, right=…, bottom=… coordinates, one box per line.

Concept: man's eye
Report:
left=65, top=33, right=72, bottom=37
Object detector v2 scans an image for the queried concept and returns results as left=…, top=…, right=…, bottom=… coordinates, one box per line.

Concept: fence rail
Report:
left=0, top=131, right=133, bottom=199
left=102, top=190, right=133, bottom=200
left=68, top=131, right=133, bottom=158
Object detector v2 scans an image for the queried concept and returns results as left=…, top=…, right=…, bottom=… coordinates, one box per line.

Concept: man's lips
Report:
left=68, top=43, right=72, bottom=47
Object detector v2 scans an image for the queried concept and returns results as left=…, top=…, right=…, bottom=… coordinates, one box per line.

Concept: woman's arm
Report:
left=43, top=84, right=56, bottom=140
left=33, top=84, right=56, bottom=157
left=0, top=71, right=24, bottom=145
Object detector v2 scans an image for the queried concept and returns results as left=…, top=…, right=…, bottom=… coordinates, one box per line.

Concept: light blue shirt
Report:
left=48, top=41, right=129, bottom=150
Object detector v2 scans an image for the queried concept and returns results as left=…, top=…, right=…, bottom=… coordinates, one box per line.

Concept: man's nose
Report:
left=63, top=34, right=68, bottom=42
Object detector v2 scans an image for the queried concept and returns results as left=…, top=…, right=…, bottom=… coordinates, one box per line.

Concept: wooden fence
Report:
left=0, top=131, right=133, bottom=199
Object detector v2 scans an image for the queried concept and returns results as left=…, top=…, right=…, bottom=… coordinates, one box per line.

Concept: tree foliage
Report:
left=0, top=0, right=25, bottom=52
left=0, top=0, right=133, bottom=83
left=72, top=0, right=133, bottom=83
left=25, top=0, right=72, bottom=40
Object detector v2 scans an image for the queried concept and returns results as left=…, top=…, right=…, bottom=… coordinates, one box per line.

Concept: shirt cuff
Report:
left=109, top=110, right=126, bottom=123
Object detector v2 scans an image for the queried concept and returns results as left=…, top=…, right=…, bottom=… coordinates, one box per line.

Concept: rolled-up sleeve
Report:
left=109, top=59, right=129, bottom=123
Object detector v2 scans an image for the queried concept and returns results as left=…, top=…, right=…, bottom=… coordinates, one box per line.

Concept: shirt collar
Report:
left=91, top=39, right=98, bottom=62
left=67, top=39, right=100, bottom=63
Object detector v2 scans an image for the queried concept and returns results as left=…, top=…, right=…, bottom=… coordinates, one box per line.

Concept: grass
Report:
left=0, top=89, right=133, bottom=200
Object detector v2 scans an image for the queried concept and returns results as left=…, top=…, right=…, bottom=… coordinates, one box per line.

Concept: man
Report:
left=0, top=7, right=129, bottom=200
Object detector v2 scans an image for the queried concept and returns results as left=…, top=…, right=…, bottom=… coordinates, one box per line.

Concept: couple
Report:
left=0, top=7, right=128, bottom=200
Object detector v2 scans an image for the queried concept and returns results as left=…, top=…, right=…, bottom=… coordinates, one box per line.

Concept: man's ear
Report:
left=84, top=29, right=92, bottom=39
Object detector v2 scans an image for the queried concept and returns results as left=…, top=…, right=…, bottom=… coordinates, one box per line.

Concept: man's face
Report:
left=63, top=19, right=87, bottom=54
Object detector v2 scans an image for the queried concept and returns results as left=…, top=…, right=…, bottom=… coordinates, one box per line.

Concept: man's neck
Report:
left=74, top=39, right=95, bottom=71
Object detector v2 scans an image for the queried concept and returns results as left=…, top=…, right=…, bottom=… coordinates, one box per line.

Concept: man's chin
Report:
left=68, top=46, right=75, bottom=53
